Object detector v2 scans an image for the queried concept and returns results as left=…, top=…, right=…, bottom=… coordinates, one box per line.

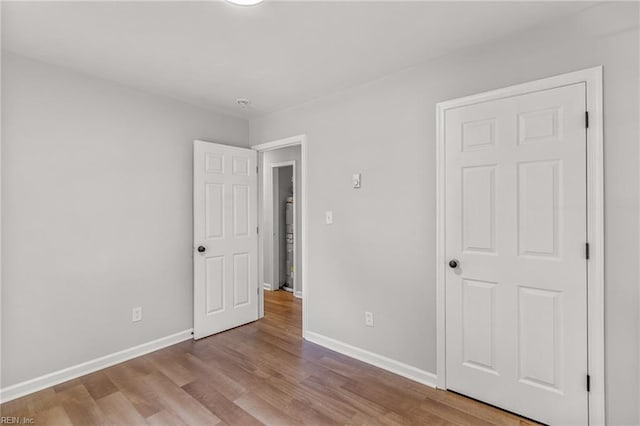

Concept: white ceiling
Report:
left=2, top=1, right=595, bottom=119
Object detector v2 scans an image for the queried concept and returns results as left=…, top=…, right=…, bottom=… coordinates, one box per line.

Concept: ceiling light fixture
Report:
left=225, top=0, right=264, bottom=6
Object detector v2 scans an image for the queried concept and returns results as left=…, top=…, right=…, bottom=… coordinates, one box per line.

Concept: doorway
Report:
left=193, top=136, right=307, bottom=340
left=272, top=163, right=295, bottom=294
left=436, top=67, right=604, bottom=425
left=252, top=136, right=307, bottom=331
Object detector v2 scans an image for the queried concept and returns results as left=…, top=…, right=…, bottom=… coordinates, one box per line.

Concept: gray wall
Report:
left=261, top=146, right=302, bottom=294
left=250, top=3, right=640, bottom=425
left=1, top=53, right=249, bottom=387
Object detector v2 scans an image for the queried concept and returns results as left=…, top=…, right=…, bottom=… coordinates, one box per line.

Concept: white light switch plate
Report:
left=352, top=173, right=361, bottom=189
left=325, top=211, right=333, bottom=224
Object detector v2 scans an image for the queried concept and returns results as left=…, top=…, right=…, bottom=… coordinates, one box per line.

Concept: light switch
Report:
left=325, top=211, right=333, bottom=225
left=352, top=173, right=362, bottom=189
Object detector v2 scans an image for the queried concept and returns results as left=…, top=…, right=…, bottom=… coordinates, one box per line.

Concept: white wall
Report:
left=1, top=52, right=249, bottom=387
left=250, top=3, right=640, bottom=425
left=261, top=146, right=302, bottom=294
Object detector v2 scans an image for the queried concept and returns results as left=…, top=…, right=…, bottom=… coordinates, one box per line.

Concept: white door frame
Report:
left=269, top=160, right=297, bottom=295
left=252, top=135, right=308, bottom=335
left=435, top=67, right=604, bottom=425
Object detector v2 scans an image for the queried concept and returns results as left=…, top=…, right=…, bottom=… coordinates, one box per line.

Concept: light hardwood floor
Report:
left=1, top=291, right=538, bottom=425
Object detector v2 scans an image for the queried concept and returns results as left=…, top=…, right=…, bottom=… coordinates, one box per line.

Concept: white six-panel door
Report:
left=444, top=84, right=588, bottom=425
left=193, top=140, right=258, bottom=340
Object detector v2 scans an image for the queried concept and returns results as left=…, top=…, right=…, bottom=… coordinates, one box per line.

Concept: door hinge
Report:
left=585, top=111, right=589, bottom=129
left=586, top=374, right=591, bottom=392
left=585, top=242, right=590, bottom=260
left=257, top=226, right=259, bottom=234
left=256, top=166, right=259, bottom=173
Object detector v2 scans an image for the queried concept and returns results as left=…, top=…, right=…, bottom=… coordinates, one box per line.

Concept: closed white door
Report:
left=193, top=140, right=258, bottom=339
left=445, top=84, right=588, bottom=425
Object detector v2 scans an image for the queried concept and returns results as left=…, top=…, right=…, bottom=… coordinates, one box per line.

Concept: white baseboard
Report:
left=294, top=290, right=303, bottom=299
left=263, top=282, right=273, bottom=291
left=304, top=331, right=437, bottom=388
left=0, top=328, right=193, bottom=403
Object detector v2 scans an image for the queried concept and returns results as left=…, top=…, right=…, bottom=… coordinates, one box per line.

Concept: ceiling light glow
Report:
left=226, top=0, right=264, bottom=6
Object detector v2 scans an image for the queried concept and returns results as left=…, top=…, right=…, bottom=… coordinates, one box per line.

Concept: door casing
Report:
left=435, top=67, right=604, bottom=425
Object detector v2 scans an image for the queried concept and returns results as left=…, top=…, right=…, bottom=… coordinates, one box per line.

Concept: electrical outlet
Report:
left=365, top=311, right=374, bottom=327
left=132, top=307, right=142, bottom=322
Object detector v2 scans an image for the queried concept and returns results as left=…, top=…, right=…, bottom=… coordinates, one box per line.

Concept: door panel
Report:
left=518, top=160, right=561, bottom=257
left=518, top=286, right=563, bottom=392
left=194, top=141, right=258, bottom=339
left=445, top=84, right=587, bottom=425
left=205, top=256, right=225, bottom=314
left=233, top=184, right=250, bottom=236
left=462, top=165, right=496, bottom=253
left=205, top=183, right=224, bottom=239
left=462, top=279, right=497, bottom=374
left=233, top=253, right=250, bottom=306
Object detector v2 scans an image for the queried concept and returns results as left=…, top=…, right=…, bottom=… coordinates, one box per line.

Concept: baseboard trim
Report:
left=294, top=290, right=303, bottom=299
left=263, top=282, right=273, bottom=291
left=0, top=328, right=193, bottom=403
left=304, top=331, right=437, bottom=388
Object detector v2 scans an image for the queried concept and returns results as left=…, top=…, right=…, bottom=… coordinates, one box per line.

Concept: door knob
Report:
left=197, top=246, right=206, bottom=253
left=449, top=259, right=459, bottom=269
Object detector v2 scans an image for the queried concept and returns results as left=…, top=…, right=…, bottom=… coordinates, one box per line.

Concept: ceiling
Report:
left=2, top=1, right=595, bottom=119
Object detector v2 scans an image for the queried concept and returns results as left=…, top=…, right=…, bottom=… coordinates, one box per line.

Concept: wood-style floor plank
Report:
left=103, top=363, right=164, bottom=418
left=57, top=384, right=109, bottom=425
left=145, top=409, right=187, bottom=426
left=142, top=372, right=222, bottom=425
left=234, top=392, right=300, bottom=425
left=35, top=405, right=74, bottom=426
left=95, top=391, right=147, bottom=425
left=1, top=291, right=538, bottom=425
left=182, top=379, right=263, bottom=426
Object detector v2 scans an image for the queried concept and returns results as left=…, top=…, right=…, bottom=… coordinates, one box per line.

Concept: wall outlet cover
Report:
left=132, top=307, right=142, bottom=322
left=365, top=311, right=374, bottom=327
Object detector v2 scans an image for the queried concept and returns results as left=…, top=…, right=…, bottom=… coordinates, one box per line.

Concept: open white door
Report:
left=193, top=140, right=258, bottom=339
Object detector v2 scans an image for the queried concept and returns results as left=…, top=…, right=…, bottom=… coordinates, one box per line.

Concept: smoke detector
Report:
left=236, top=98, right=251, bottom=109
